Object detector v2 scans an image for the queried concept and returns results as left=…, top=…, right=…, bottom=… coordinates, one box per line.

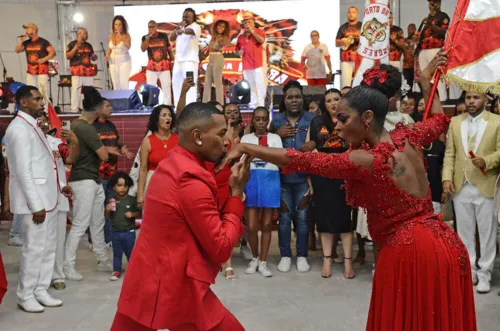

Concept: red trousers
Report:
left=111, top=311, right=245, bottom=331
left=307, top=78, right=327, bottom=86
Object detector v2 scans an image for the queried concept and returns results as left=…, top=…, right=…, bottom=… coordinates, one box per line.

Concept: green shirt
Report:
left=111, top=195, right=138, bottom=232
left=68, top=119, right=104, bottom=183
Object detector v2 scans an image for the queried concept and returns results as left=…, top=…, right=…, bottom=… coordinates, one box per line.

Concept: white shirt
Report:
left=302, top=43, right=330, bottom=79
left=467, top=112, right=483, bottom=143
left=241, top=133, right=282, bottom=171
left=175, top=22, right=201, bottom=63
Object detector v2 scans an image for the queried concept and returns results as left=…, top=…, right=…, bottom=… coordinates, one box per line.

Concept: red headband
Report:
left=363, top=66, right=388, bottom=87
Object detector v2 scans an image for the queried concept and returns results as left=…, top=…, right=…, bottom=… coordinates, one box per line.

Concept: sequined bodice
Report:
left=283, top=114, right=451, bottom=245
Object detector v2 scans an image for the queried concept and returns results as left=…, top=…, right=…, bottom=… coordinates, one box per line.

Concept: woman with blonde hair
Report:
left=202, top=20, right=230, bottom=104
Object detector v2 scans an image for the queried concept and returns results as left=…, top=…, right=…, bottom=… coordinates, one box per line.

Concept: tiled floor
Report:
left=0, top=223, right=499, bottom=331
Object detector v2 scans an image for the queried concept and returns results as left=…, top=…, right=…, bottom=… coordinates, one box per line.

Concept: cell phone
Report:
left=186, top=71, right=194, bottom=79
left=258, top=135, right=268, bottom=147
left=62, top=120, right=71, bottom=131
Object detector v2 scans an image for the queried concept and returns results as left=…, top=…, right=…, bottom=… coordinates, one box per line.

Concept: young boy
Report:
left=105, top=172, right=140, bottom=281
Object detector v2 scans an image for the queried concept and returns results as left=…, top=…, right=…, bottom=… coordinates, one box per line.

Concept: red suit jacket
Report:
left=117, top=146, right=244, bottom=330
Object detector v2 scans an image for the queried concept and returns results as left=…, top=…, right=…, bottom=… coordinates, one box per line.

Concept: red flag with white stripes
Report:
left=445, top=0, right=500, bottom=94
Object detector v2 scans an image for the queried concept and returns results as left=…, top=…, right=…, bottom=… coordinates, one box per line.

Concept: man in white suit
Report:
left=6, top=85, right=70, bottom=312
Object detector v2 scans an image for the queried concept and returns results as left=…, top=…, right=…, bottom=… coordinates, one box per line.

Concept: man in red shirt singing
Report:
left=14, top=23, right=56, bottom=102
left=141, top=20, right=175, bottom=106
left=111, top=102, right=249, bottom=331
left=236, top=13, right=267, bottom=109
left=66, top=28, right=98, bottom=112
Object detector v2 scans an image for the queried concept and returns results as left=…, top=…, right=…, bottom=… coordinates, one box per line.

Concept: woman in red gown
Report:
left=222, top=53, right=477, bottom=331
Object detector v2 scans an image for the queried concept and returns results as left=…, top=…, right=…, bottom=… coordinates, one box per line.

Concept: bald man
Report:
left=111, top=103, right=248, bottom=331
left=66, top=28, right=98, bottom=112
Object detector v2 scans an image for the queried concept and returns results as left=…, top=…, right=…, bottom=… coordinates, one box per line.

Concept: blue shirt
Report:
left=272, top=111, right=316, bottom=184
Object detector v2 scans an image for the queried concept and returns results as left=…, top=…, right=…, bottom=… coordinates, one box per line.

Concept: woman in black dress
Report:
left=305, top=88, right=355, bottom=279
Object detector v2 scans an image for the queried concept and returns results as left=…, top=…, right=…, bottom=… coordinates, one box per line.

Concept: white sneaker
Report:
left=240, top=245, right=253, bottom=261
left=297, top=257, right=310, bottom=272
left=97, top=260, right=113, bottom=272
left=277, top=257, right=292, bottom=273
left=63, top=267, right=83, bottom=281
left=258, top=261, right=273, bottom=277
left=17, top=298, right=44, bottom=313
left=476, top=273, right=491, bottom=294
left=245, top=258, right=259, bottom=274
left=8, top=236, right=23, bottom=247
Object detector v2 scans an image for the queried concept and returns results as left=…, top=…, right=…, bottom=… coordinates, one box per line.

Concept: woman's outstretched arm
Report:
left=221, top=144, right=370, bottom=180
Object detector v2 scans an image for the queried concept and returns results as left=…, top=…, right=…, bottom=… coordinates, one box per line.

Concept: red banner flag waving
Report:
left=445, top=0, right=500, bottom=94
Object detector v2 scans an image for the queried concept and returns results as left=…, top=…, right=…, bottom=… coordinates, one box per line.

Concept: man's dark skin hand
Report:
left=276, top=124, right=298, bottom=138
left=33, top=209, right=46, bottom=224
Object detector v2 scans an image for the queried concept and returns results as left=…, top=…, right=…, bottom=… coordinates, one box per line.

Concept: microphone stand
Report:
left=100, top=42, right=111, bottom=90
left=0, top=53, right=7, bottom=82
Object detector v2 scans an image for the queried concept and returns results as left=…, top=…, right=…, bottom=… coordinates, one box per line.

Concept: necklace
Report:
left=157, top=132, right=171, bottom=149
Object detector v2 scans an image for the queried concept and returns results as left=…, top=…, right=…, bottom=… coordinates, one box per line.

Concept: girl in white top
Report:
left=106, top=15, right=132, bottom=90
left=240, top=107, right=282, bottom=278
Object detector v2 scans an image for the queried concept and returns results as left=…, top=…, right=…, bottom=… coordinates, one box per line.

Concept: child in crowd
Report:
left=241, top=107, right=282, bottom=277
left=105, top=172, right=140, bottom=281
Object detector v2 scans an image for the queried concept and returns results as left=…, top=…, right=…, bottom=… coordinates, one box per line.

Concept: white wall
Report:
left=0, top=0, right=458, bottom=97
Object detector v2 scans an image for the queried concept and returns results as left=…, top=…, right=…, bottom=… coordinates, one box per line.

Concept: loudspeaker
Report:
left=268, top=85, right=326, bottom=110
left=100, top=89, right=143, bottom=112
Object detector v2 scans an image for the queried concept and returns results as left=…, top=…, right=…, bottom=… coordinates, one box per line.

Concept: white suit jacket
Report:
left=6, top=111, right=59, bottom=214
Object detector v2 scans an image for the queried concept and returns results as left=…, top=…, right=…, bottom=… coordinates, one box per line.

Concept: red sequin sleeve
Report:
left=403, top=113, right=450, bottom=148
left=58, top=143, right=70, bottom=163
left=281, top=149, right=363, bottom=180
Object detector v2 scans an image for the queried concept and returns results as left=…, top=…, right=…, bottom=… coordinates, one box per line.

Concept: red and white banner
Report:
left=352, top=0, right=391, bottom=87
left=445, top=0, right=500, bottom=94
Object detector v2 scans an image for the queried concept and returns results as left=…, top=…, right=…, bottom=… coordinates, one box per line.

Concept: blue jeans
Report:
left=111, top=230, right=136, bottom=272
left=10, top=214, right=22, bottom=237
left=279, top=181, right=310, bottom=258
left=87, top=179, right=114, bottom=244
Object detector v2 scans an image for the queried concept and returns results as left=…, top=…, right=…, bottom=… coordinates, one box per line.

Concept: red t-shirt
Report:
left=142, top=33, right=172, bottom=72
left=336, top=22, right=362, bottom=63
left=67, top=40, right=95, bottom=77
left=23, top=37, right=53, bottom=75
left=418, top=11, right=450, bottom=50
left=236, top=29, right=266, bottom=70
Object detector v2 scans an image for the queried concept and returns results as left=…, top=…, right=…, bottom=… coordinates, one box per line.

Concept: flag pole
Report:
left=422, top=70, right=442, bottom=121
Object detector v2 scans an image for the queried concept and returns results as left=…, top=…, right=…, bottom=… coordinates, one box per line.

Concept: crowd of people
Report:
left=0, top=1, right=499, bottom=331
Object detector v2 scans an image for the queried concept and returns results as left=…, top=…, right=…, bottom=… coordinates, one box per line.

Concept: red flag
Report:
left=445, top=0, right=500, bottom=94
left=47, top=102, right=62, bottom=138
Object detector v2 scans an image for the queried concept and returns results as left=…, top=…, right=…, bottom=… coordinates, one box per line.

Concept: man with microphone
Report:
left=15, top=24, right=56, bottom=98
left=235, top=12, right=267, bottom=109
left=66, top=28, right=97, bottom=113
left=170, top=8, right=201, bottom=107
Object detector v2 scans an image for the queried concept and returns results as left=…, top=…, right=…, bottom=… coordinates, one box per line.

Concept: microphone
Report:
left=17, top=35, right=28, bottom=38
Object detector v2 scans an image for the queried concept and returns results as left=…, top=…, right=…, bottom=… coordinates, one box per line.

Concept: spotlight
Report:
left=229, top=80, right=251, bottom=104
left=139, top=84, right=160, bottom=107
left=73, top=13, right=84, bottom=24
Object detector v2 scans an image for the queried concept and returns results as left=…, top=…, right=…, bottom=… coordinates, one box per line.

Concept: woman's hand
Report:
left=218, top=143, right=245, bottom=173
left=421, top=51, right=448, bottom=80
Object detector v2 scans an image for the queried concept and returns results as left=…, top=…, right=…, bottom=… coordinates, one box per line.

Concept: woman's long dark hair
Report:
left=112, top=15, right=128, bottom=34
left=147, top=105, right=175, bottom=133
left=212, top=20, right=230, bottom=38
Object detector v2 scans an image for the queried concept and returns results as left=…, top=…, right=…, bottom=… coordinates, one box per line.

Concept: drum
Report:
left=49, top=60, right=59, bottom=77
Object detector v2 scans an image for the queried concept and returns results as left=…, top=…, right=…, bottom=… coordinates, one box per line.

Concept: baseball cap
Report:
left=22, top=23, right=38, bottom=30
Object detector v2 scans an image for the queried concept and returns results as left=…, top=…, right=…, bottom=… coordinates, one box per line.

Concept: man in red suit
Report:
left=110, top=102, right=249, bottom=331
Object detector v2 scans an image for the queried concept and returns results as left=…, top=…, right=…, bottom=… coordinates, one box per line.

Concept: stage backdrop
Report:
left=115, top=0, right=339, bottom=90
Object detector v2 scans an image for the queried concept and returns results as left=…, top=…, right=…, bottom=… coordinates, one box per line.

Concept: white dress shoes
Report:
left=17, top=298, right=45, bottom=313
left=35, top=292, right=63, bottom=307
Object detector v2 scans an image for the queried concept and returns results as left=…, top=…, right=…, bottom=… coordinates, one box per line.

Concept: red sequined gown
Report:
left=283, top=114, right=477, bottom=331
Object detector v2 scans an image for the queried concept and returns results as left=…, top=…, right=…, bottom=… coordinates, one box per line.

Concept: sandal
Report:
left=224, top=267, right=236, bottom=280
left=343, top=257, right=356, bottom=279
left=321, top=256, right=333, bottom=278
left=353, top=251, right=366, bottom=265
